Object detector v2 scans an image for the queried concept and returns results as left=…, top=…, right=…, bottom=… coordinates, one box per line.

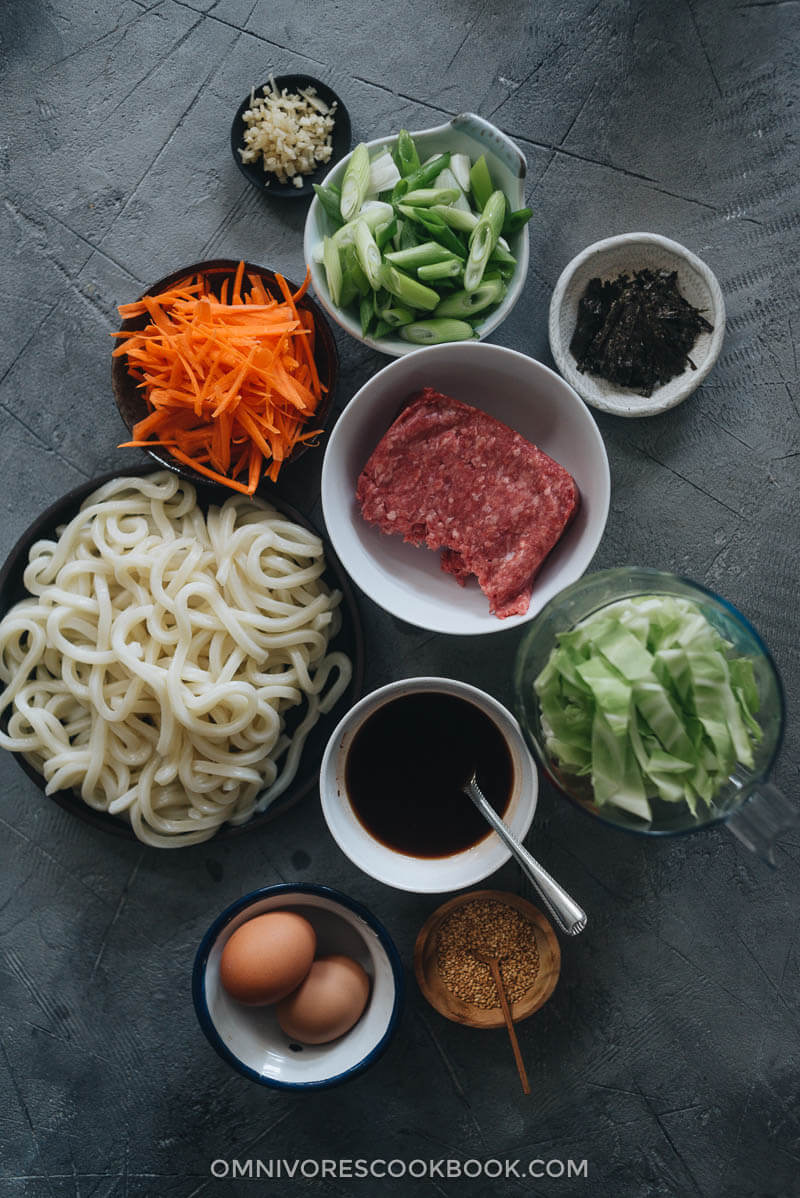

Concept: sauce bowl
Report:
left=319, top=677, right=538, bottom=893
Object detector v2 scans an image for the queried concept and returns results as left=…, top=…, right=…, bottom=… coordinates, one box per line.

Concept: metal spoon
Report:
left=463, top=773, right=588, bottom=937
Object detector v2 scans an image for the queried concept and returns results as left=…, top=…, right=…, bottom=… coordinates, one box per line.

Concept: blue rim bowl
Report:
left=192, top=883, right=405, bottom=1089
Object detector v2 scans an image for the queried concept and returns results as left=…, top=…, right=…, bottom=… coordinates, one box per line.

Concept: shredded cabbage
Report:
left=534, top=596, right=762, bottom=822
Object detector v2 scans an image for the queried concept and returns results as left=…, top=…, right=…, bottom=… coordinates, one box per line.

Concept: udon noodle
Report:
left=0, top=472, right=351, bottom=847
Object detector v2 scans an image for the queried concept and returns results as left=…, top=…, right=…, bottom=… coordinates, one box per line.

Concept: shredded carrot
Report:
left=113, top=264, right=323, bottom=494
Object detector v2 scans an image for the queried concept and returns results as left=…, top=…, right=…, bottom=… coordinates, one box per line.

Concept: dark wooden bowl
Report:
left=111, top=259, right=339, bottom=492
left=0, top=463, right=364, bottom=843
left=230, top=75, right=351, bottom=199
left=414, top=890, right=561, bottom=1029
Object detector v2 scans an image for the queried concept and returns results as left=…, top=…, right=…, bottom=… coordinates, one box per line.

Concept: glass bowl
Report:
left=513, top=568, right=794, bottom=861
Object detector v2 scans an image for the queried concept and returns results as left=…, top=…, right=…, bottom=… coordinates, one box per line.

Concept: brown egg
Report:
left=276, top=954, right=371, bottom=1044
left=219, top=911, right=316, bottom=1006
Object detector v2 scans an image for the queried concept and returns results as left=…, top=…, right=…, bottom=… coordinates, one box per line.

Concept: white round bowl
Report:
left=303, top=112, right=529, bottom=356
left=321, top=341, right=610, bottom=635
left=319, top=677, right=538, bottom=893
left=192, top=884, right=404, bottom=1089
left=549, top=232, right=725, bottom=417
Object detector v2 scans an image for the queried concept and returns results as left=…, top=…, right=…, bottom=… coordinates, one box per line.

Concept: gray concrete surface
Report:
left=1, top=1, right=799, bottom=1195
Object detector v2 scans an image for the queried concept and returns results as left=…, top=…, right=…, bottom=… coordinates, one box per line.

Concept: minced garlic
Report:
left=238, top=77, right=337, bottom=187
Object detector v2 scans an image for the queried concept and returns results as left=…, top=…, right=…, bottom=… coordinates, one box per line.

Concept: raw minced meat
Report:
left=356, top=388, right=580, bottom=618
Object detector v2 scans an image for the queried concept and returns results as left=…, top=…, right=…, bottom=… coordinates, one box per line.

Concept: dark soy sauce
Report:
left=344, top=692, right=514, bottom=858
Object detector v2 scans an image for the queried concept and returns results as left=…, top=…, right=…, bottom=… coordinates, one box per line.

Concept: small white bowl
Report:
left=548, top=232, right=725, bottom=417
left=320, top=341, right=610, bottom=635
left=319, top=677, right=538, bottom=893
left=303, top=112, right=529, bottom=357
left=192, top=884, right=404, bottom=1089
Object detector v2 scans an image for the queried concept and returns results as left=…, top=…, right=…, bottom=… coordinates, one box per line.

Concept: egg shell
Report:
left=276, top=953, right=371, bottom=1044
left=219, top=911, right=316, bottom=1006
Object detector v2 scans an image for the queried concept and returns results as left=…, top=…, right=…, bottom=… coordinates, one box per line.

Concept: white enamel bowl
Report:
left=321, top=341, right=610, bottom=635
left=193, top=885, right=404, bottom=1089
left=303, top=112, right=529, bottom=356
left=319, top=677, right=538, bottom=893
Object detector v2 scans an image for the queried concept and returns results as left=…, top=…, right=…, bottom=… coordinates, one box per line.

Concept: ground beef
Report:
left=356, top=388, right=580, bottom=618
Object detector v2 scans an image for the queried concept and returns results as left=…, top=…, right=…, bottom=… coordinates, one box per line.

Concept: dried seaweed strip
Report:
left=570, top=269, right=713, bottom=397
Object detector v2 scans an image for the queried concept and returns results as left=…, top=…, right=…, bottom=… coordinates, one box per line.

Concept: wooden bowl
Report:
left=0, top=462, right=364, bottom=842
left=414, top=889, right=561, bottom=1029
left=111, top=258, right=339, bottom=492
left=231, top=75, right=351, bottom=199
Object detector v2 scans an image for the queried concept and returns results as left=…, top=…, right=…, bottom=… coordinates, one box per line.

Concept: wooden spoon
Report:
left=473, top=948, right=531, bottom=1096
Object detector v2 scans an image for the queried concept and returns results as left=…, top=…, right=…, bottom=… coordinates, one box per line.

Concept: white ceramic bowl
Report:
left=321, top=341, right=610, bottom=635
left=319, top=677, right=538, bottom=893
left=549, top=232, right=726, bottom=417
left=192, top=884, right=404, bottom=1089
left=303, top=112, right=529, bottom=356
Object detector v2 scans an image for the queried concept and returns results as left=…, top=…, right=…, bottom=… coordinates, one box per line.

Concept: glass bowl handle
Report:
left=726, top=782, right=798, bottom=867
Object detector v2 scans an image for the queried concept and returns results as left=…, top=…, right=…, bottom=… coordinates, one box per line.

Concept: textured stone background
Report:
left=1, top=1, right=799, bottom=1195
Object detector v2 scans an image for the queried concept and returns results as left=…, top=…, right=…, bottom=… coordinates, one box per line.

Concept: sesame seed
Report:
left=436, top=899, right=540, bottom=1010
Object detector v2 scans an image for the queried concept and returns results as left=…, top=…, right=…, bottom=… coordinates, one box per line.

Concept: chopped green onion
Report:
left=340, top=143, right=370, bottom=222
left=418, top=258, right=462, bottom=281
left=314, top=133, right=523, bottom=348
left=313, top=183, right=343, bottom=228
left=393, top=129, right=420, bottom=177
left=429, top=204, right=478, bottom=233
left=396, top=206, right=467, bottom=257
left=396, top=219, right=418, bottom=252
left=488, top=242, right=517, bottom=267
left=433, top=166, right=471, bottom=212
left=379, top=305, right=415, bottom=327
left=464, top=190, right=505, bottom=292
left=341, top=245, right=370, bottom=298
left=375, top=217, right=398, bottom=251
left=449, top=153, right=472, bottom=192
left=503, top=207, right=533, bottom=237
left=401, top=187, right=460, bottom=207
left=339, top=276, right=359, bottom=308
left=412, top=154, right=452, bottom=185
left=368, top=148, right=401, bottom=194
left=328, top=202, right=394, bottom=254
left=430, top=204, right=515, bottom=254
left=359, top=199, right=395, bottom=224
left=381, top=264, right=440, bottom=311
left=359, top=292, right=374, bottom=338
left=353, top=219, right=383, bottom=289
left=433, top=278, right=505, bottom=317
left=385, top=242, right=456, bottom=270
left=392, top=152, right=451, bottom=201
left=400, top=318, right=475, bottom=344
left=469, top=154, right=494, bottom=210
left=322, top=236, right=342, bottom=306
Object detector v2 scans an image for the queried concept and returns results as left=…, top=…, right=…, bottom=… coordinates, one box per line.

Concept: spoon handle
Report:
left=487, top=956, right=531, bottom=1096
left=465, top=778, right=588, bottom=937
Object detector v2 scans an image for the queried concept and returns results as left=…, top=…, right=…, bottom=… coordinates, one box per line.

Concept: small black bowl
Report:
left=231, top=75, right=351, bottom=199
left=112, top=258, right=339, bottom=492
